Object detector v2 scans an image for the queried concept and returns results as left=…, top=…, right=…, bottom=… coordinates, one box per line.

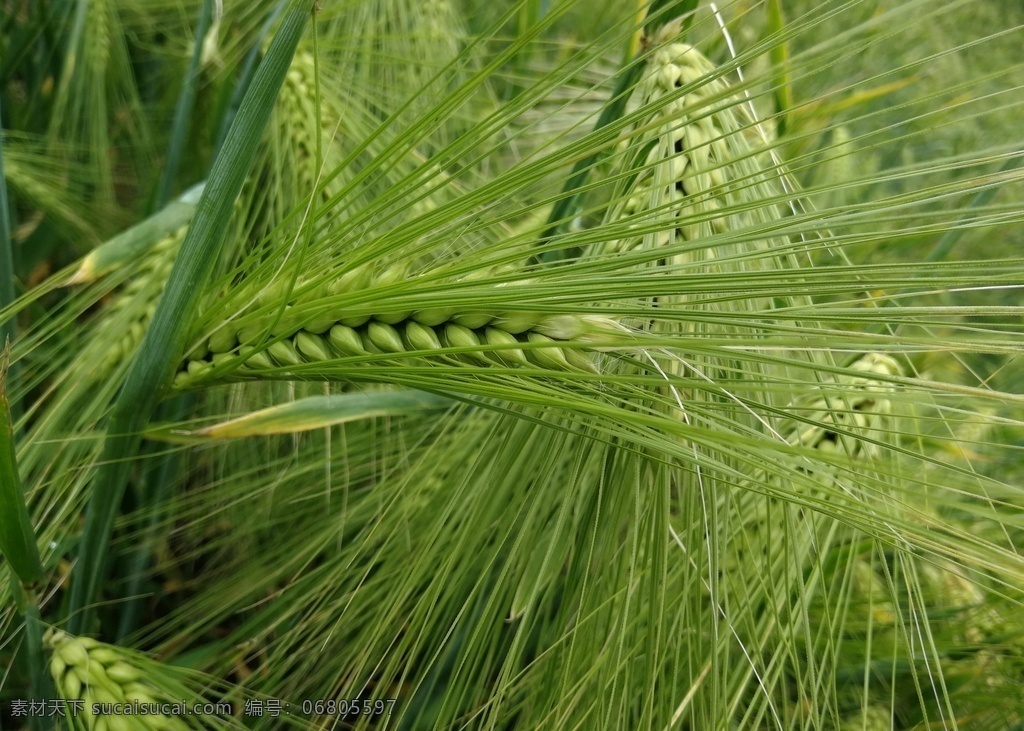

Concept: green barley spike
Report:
left=711, top=354, right=902, bottom=639
left=175, top=311, right=609, bottom=388
left=787, top=353, right=900, bottom=460
left=46, top=630, right=191, bottom=731
left=589, top=38, right=786, bottom=275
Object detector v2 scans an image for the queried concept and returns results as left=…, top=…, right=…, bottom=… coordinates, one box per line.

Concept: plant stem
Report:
left=115, top=397, right=191, bottom=642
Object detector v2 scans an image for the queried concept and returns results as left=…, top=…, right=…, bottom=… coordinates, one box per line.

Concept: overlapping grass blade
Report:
left=66, top=0, right=314, bottom=634
left=66, top=182, right=205, bottom=285
left=0, top=344, right=44, bottom=585
left=160, top=389, right=455, bottom=440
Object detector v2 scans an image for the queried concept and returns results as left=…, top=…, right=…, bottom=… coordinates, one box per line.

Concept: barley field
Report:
left=2, top=1, right=1023, bottom=729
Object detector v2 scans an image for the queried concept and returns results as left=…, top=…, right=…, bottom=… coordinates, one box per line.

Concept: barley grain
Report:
left=367, top=321, right=406, bottom=353
left=483, top=327, right=529, bottom=367
left=295, top=331, right=332, bottom=361
left=404, top=320, right=444, bottom=351
left=269, top=340, right=303, bottom=367
left=443, top=322, right=482, bottom=350
left=592, top=42, right=782, bottom=264
left=412, top=307, right=459, bottom=327
left=329, top=324, right=369, bottom=357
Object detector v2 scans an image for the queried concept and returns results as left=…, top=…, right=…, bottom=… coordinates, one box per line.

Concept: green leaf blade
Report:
left=0, top=343, right=44, bottom=585
left=175, top=390, right=454, bottom=440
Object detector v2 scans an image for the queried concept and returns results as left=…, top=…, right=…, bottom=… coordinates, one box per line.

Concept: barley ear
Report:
left=45, top=630, right=191, bottom=731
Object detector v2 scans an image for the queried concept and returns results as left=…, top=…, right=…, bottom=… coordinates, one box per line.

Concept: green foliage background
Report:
left=1, top=0, right=1023, bottom=729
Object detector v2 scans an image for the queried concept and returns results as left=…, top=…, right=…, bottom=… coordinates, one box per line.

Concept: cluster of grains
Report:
left=274, top=50, right=331, bottom=197
left=918, top=560, right=1010, bottom=646
left=718, top=354, right=902, bottom=593
left=238, top=48, right=347, bottom=251
left=586, top=38, right=797, bottom=411
left=785, top=353, right=901, bottom=460
left=593, top=41, right=780, bottom=261
left=176, top=318, right=598, bottom=389
left=174, top=263, right=613, bottom=389
left=46, top=630, right=189, bottom=731
left=94, top=229, right=184, bottom=372
left=839, top=706, right=893, bottom=731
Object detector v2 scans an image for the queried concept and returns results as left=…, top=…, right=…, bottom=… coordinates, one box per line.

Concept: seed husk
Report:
left=185, top=339, right=209, bottom=362
left=372, top=261, right=409, bottom=288
left=374, top=311, right=412, bottom=325
left=404, top=320, right=443, bottom=351
left=187, top=360, right=211, bottom=376
left=412, top=307, right=458, bottom=327
left=208, top=327, right=238, bottom=353
left=562, top=346, right=598, bottom=373
left=237, top=322, right=268, bottom=345
left=105, top=661, right=141, bottom=684
left=328, top=264, right=371, bottom=296
left=269, top=339, right=303, bottom=367
left=367, top=321, right=405, bottom=353
left=484, top=327, right=529, bottom=367
left=121, top=683, right=158, bottom=704
left=525, top=332, right=572, bottom=370
left=81, top=661, right=124, bottom=698
left=452, top=312, right=494, bottom=329
left=443, top=322, right=481, bottom=350
left=256, top=280, right=291, bottom=308
left=444, top=323, right=492, bottom=365
left=269, top=306, right=305, bottom=337
left=492, top=312, right=541, bottom=334
left=245, top=348, right=274, bottom=370
left=63, top=669, right=82, bottom=701
left=328, top=325, right=367, bottom=356
left=295, top=331, right=332, bottom=361
left=338, top=313, right=372, bottom=327
left=304, top=312, right=338, bottom=334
